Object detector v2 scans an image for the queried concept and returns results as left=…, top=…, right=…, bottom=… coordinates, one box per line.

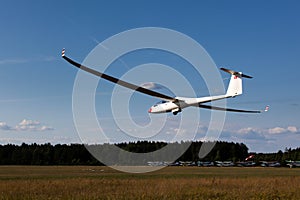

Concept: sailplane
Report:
left=62, top=49, right=268, bottom=115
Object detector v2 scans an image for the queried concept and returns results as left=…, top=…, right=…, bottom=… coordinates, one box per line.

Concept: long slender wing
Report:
left=62, top=49, right=175, bottom=101
left=197, top=104, right=262, bottom=113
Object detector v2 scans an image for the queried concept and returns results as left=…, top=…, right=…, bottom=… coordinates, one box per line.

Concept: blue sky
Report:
left=0, top=1, right=299, bottom=152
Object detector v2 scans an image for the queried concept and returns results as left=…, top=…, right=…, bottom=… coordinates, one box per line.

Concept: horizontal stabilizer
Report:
left=220, top=68, right=253, bottom=79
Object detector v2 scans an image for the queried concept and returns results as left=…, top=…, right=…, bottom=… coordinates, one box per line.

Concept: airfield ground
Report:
left=0, top=166, right=299, bottom=199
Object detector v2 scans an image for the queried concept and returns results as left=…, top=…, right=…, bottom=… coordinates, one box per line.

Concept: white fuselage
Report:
left=148, top=73, right=243, bottom=115
left=148, top=94, right=229, bottom=114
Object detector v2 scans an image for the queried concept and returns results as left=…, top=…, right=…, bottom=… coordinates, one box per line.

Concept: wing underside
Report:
left=197, top=104, right=262, bottom=113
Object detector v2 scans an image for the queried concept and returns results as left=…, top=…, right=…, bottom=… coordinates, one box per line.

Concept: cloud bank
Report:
left=0, top=119, right=54, bottom=132
left=237, top=126, right=298, bottom=135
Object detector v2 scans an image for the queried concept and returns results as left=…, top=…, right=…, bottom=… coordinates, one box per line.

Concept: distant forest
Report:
left=0, top=141, right=299, bottom=165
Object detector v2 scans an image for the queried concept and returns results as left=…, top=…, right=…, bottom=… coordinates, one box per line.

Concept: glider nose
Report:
left=148, top=107, right=152, bottom=113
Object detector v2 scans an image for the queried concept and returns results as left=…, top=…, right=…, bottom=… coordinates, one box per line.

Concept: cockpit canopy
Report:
left=153, top=100, right=167, bottom=107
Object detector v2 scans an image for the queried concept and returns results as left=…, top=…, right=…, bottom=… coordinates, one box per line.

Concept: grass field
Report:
left=0, top=166, right=299, bottom=199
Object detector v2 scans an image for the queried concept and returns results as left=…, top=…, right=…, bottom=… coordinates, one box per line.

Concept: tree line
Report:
left=0, top=141, right=299, bottom=165
left=254, top=148, right=300, bottom=163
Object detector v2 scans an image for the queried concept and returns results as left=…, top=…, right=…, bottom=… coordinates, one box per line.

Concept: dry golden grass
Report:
left=0, top=166, right=299, bottom=199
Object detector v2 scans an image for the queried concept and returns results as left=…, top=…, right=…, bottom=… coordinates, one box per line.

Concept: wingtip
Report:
left=62, top=48, right=65, bottom=57
left=264, top=105, right=270, bottom=112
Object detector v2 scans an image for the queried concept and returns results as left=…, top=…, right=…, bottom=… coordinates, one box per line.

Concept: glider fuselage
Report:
left=148, top=95, right=229, bottom=115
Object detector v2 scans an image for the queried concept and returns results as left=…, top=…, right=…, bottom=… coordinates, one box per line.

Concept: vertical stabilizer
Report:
left=226, top=73, right=243, bottom=97
left=220, top=68, right=253, bottom=98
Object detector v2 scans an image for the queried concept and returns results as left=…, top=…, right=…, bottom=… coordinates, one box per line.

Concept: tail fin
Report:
left=226, top=73, right=243, bottom=97
left=220, top=68, right=253, bottom=97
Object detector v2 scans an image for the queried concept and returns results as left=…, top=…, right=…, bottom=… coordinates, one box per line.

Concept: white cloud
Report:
left=172, top=128, right=187, bottom=135
left=140, top=82, right=164, bottom=90
left=40, top=126, right=54, bottom=131
left=287, top=126, right=298, bottom=133
left=18, top=119, right=40, bottom=126
left=267, top=126, right=298, bottom=135
left=0, top=119, right=53, bottom=132
left=0, top=122, right=13, bottom=130
left=235, top=129, right=267, bottom=140
left=237, top=127, right=261, bottom=134
left=268, top=127, right=286, bottom=134
left=236, top=126, right=299, bottom=135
